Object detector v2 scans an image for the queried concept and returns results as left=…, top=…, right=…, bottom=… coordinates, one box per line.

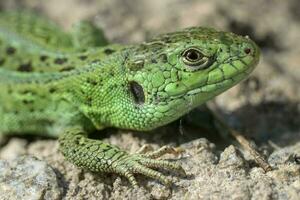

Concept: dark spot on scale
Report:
left=21, top=90, right=32, bottom=95
left=151, top=59, right=157, bottom=64
left=54, top=58, right=68, bottom=65
left=0, top=58, right=5, bottom=66
left=107, top=85, right=113, bottom=90
left=59, top=66, right=75, bottom=72
left=91, top=59, right=100, bottom=64
left=78, top=55, right=87, bottom=60
left=22, top=99, right=33, bottom=104
left=6, top=47, right=16, bottom=55
left=86, top=78, right=97, bottom=86
left=104, top=48, right=115, bottom=55
left=49, top=87, right=56, bottom=93
left=40, top=55, right=48, bottom=62
left=86, top=96, right=92, bottom=106
left=18, top=62, right=33, bottom=72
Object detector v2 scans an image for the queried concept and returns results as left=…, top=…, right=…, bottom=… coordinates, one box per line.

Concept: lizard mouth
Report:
left=185, top=70, right=248, bottom=97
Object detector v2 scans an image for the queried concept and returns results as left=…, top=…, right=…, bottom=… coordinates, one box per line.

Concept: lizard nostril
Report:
left=244, top=48, right=251, bottom=54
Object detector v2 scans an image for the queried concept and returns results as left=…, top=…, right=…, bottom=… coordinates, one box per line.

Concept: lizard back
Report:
left=0, top=12, right=124, bottom=136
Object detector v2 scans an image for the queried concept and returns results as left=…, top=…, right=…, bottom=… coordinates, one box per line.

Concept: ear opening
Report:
left=129, top=81, right=145, bottom=105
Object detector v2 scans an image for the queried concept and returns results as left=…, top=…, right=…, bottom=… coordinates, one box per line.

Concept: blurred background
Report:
left=0, top=0, right=299, bottom=199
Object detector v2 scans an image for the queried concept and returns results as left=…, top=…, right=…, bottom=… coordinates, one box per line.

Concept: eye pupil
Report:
left=182, top=47, right=211, bottom=70
left=186, top=50, right=200, bottom=61
left=183, top=49, right=203, bottom=62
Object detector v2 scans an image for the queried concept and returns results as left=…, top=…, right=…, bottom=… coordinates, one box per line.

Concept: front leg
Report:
left=58, top=127, right=185, bottom=187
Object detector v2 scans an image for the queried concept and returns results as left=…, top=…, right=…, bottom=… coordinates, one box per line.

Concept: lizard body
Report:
left=0, top=11, right=260, bottom=186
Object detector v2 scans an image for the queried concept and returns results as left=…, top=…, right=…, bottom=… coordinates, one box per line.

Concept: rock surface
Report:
left=0, top=0, right=299, bottom=199
left=0, top=139, right=299, bottom=200
left=0, top=156, right=62, bottom=200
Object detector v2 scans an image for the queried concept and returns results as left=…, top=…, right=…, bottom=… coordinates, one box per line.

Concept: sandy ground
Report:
left=0, top=0, right=299, bottom=199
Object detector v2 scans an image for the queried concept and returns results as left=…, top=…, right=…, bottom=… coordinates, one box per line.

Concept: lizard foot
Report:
left=59, top=128, right=185, bottom=188
left=113, top=145, right=186, bottom=187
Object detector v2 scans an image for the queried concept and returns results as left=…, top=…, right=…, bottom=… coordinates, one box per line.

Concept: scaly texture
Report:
left=0, top=11, right=260, bottom=186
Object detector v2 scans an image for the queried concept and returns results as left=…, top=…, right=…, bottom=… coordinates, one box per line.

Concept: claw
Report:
left=136, top=144, right=154, bottom=154
left=131, top=163, right=173, bottom=186
left=127, top=173, right=138, bottom=188
left=144, top=145, right=183, bottom=158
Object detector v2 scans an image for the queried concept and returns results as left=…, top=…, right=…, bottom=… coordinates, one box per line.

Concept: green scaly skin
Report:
left=0, top=11, right=260, bottom=187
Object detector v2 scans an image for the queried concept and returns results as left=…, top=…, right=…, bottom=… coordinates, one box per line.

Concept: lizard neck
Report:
left=54, top=52, right=129, bottom=129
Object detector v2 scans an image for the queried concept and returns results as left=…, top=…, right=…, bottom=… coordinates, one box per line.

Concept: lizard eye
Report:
left=182, top=48, right=210, bottom=70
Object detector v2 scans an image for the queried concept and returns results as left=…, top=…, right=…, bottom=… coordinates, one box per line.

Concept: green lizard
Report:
left=0, top=11, right=260, bottom=187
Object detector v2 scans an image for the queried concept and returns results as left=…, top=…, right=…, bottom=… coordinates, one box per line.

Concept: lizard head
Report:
left=112, top=27, right=259, bottom=130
